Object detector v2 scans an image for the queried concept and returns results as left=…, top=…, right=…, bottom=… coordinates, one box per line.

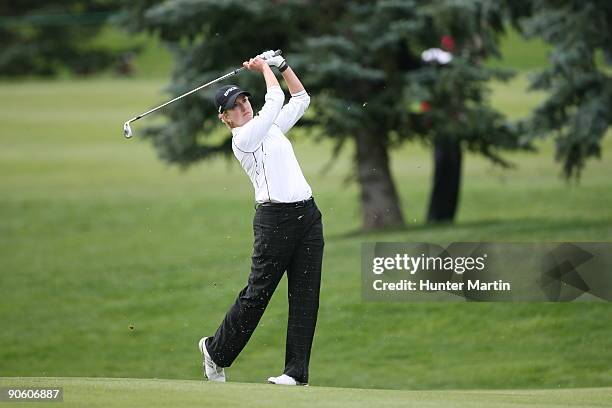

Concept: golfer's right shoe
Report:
left=198, top=337, right=226, bottom=382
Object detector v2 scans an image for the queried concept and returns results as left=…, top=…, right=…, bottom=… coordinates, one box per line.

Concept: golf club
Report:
left=123, top=49, right=282, bottom=139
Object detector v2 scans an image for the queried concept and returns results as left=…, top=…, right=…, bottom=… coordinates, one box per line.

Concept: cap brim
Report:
left=223, top=91, right=251, bottom=112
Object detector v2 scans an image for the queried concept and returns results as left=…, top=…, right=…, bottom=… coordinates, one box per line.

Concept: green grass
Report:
left=487, top=28, right=551, bottom=71
left=91, top=25, right=174, bottom=79
left=0, top=75, right=611, bottom=392
left=1, top=378, right=610, bottom=408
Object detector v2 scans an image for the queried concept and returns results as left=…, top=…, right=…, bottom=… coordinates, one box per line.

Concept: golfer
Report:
left=198, top=50, right=324, bottom=386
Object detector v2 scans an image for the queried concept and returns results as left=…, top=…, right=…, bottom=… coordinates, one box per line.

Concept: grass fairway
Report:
left=1, top=377, right=610, bottom=408
left=1, top=75, right=611, bottom=392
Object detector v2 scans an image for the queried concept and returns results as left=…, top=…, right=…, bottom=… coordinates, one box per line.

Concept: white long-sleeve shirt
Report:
left=231, top=86, right=312, bottom=203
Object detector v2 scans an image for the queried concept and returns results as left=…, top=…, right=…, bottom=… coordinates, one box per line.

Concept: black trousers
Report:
left=206, top=198, right=324, bottom=384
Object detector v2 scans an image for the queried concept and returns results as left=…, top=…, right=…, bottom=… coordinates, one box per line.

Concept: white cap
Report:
left=421, top=48, right=453, bottom=65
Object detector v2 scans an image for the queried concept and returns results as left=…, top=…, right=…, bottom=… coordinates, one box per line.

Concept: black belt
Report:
left=256, top=197, right=314, bottom=209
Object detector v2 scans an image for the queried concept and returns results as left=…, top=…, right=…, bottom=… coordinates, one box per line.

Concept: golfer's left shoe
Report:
left=267, top=374, right=308, bottom=386
left=198, top=337, right=226, bottom=382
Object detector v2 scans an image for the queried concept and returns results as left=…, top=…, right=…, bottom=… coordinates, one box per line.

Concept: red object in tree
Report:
left=441, top=35, right=455, bottom=52
left=420, top=101, right=431, bottom=112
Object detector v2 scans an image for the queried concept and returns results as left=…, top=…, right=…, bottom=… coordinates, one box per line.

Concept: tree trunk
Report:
left=355, top=130, right=404, bottom=230
left=427, top=137, right=462, bottom=223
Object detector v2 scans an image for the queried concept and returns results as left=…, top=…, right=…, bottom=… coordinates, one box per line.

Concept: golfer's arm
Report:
left=234, top=85, right=284, bottom=152
left=281, top=66, right=305, bottom=95
left=274, top=66, right=310, bottom=134
left=262, top=65, right=281, bottom=89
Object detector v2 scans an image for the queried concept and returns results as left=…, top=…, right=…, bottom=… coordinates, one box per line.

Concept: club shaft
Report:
left=127, top=68, right=245, bottom=123
left=126, top=49, right=282, bottom=124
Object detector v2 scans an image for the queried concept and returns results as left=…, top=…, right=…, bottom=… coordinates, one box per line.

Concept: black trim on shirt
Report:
left=232, top=139, right=262, bottom=154
left=261, top=143, right=272, bottom=202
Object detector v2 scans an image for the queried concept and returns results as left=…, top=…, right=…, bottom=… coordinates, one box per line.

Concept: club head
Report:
left=123, top=121, right=133, bottom=138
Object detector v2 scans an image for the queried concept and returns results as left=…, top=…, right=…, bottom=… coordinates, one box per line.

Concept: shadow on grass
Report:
left=330, top=217, right=612, bottom=240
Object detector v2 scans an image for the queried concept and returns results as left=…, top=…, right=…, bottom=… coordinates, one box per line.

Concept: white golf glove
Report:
left=257, top=50, right=277, bottom=60
left=257, top=49, right=288, bottom=71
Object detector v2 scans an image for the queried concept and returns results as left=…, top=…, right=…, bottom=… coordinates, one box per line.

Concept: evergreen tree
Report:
left=509, top=0, right=611, bottom=178
left=118, top=0, right=307, bottom=165
left=122, top=0, right=525, bottom=229
left=406, top=1, right=526, bottom=222
left=0, top=1, right=128, bottom=76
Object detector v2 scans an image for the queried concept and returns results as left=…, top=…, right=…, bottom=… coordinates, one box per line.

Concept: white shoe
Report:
left=267, top=374, right=308, bottom=386
left=198, top=337, right=226, bottom=382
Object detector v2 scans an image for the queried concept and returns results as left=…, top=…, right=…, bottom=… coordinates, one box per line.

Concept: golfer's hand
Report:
left=243, top=57, right=268, bottom=72
left=258, top=49, right=286, bottom=70
left=257, top=50, right=277, bottom=60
